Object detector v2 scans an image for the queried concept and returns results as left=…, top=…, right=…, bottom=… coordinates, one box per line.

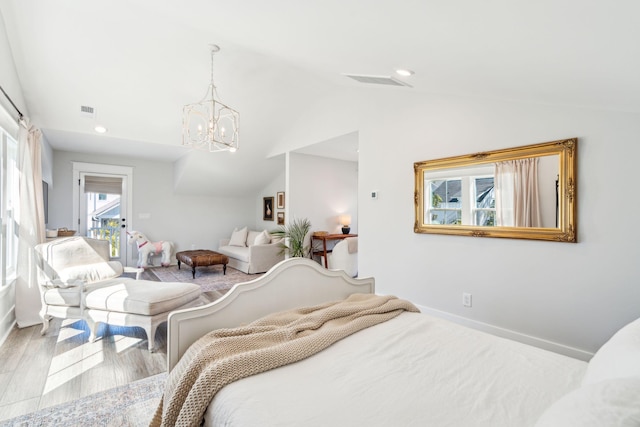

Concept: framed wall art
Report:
left=263, top=197, right=274, bottom=221
left=277, top=191, right=285, bottom=209
left=277, top=211, right=285, bottom=225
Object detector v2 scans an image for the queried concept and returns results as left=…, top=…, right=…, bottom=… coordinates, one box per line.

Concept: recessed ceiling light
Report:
left=395, top=68, right=415, bottom=77
left=94, top=125, right=108, bottom=133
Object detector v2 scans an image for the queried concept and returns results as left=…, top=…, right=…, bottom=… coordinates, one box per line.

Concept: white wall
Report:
left=255, top=169, right=285, bottom=233
left=272, top=85, right=640, bottom=358
left=288, top=152, right=358, bottom=235
left=50, top=150, right=256, bottom=266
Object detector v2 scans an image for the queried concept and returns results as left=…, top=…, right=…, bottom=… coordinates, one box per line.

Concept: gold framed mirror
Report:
left=414, top=138, right=577, bottom=242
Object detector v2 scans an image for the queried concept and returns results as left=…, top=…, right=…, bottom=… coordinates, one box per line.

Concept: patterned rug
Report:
left=144, top=264, right=260, bottom=289
left=142, top=264, right=262, bottom=302
left=0, top=373, right=166, bottom=427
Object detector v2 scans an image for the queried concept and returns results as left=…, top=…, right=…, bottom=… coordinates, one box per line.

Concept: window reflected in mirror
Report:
left=414, top=138, right=577, bottom=242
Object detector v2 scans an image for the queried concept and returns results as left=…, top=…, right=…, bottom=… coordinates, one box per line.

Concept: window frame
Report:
left=1, top=127, right=19, bottom=286
left=424, top=166, right=495, bottom=227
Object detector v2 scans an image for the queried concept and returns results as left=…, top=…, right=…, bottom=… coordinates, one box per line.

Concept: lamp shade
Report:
left=339, top=214, right=351, bottom=226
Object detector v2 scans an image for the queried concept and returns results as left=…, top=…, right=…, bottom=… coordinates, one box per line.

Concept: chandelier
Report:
left=182, top=44, right=239, bottom=152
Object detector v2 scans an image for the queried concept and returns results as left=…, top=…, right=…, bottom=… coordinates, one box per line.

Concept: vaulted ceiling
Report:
left=2, top=0, right=639, bottom=195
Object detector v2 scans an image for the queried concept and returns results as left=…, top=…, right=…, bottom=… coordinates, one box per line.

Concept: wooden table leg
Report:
left=323, top=240, right=328, bottom=268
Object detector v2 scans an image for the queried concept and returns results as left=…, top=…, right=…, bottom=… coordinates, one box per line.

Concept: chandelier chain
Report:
left=210, top=47, right=216, bottom=90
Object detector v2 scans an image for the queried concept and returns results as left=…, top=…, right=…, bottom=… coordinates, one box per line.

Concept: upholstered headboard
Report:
left=166, top=257, right=375, bottom=371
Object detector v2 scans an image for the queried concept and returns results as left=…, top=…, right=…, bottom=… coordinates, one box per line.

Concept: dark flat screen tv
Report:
left=42, top=180, right=48, bottom=225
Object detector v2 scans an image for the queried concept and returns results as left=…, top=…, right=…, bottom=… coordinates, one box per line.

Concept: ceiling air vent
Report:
left=343, top=74, right=412, bottom=87
left=80, top=105, right=95, bottom=118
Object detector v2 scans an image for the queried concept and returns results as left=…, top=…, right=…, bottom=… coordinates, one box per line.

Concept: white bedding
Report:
left=203, top=311, right=587, bottom=427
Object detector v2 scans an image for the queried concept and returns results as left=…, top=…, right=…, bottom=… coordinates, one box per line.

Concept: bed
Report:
left=160, top=258, right=640, bottom=427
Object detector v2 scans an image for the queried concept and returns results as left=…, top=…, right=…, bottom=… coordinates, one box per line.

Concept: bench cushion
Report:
left=217, top=245, right=250, bottom=263
left=85, top=279, right=201, bottom=316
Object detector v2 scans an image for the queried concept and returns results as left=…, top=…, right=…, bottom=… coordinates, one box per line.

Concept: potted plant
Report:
left=271, top=217, right=312, bottom=258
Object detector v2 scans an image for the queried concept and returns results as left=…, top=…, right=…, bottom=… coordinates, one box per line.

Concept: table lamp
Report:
left=339, top=214, right=351, bottom=234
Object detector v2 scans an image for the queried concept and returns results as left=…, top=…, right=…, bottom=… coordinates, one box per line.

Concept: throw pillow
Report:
left=254, top=230, right=272, bottom=245
left=229, top=227, right=248, bottom=247
left=535, top=377, right=640, bottom=427
left=582, top=316, right=640, bottom=385
left=246, top=230, right=262, bottom=247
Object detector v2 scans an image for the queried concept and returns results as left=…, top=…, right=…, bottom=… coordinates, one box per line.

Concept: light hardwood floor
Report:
left=0, top=318, right=167, bottom=422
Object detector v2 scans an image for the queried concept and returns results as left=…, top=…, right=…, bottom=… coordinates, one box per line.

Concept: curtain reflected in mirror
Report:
left=415, top=138, right=577, bottom=242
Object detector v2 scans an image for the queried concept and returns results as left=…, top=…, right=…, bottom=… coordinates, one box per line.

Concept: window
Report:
left=1, top=127, right=19, bottom=286
left=425, top=172, right=495, bottom=226
left=428, top=179, right=462, bottom=225
left=472, top=177, right=495, bottom=226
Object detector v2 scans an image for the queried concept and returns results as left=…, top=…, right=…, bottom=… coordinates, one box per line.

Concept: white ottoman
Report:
left=84, top=278, right=202, bottom=351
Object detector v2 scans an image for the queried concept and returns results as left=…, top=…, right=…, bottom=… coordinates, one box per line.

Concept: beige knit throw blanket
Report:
left=150, top=293, right=419, bottom=427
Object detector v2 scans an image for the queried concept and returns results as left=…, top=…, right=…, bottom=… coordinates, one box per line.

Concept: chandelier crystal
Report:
left=182, top=44, right=239, bottom=152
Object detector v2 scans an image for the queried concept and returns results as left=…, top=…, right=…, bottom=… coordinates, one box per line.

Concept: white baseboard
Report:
left=416, top=303, right=593, bottom=361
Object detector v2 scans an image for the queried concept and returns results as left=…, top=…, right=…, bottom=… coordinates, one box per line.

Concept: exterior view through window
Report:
left=85, top=191, right=121, bottom=257
left=427, top=176, right=495, bottom=226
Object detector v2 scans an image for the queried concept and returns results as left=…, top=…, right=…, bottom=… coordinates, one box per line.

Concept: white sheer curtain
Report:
left=15, top=126, right=45, bottom=327
left=494, top=158, right=541, bottom=227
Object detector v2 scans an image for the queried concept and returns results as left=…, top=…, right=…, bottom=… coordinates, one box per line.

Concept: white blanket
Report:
left=203, top=312, right=586, bottom=427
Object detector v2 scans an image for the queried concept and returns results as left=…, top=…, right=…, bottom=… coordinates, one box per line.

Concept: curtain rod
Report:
left=0, top=84, right=25, bottom=122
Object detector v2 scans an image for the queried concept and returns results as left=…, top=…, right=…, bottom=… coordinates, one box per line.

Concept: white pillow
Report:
left=254, top=230, right=271, bottom=245
left=229, top=227, right=248, bottom=247
left=582, top=317, right=640, bottom=385
left=246, top=230, right=262, bottom=247
left=535, top=377, right=640, bottom=427
left=57, top=261, right=124, bottom=284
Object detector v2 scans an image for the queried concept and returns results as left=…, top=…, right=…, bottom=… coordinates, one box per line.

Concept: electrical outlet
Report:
left=462, top=293, right=472, bottom=307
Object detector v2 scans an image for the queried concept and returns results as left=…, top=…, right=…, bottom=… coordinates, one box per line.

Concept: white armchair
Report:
left=35, top=236, right=202, bottom=351
left=328, top=236, right=358, bottom=277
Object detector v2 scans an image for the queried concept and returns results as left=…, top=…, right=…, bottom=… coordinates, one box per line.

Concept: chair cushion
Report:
left=84, top=279, right=201, bottom=316
left=218, top=245, right=250, bottom=262
left=42, top=287, right=82, bottom=307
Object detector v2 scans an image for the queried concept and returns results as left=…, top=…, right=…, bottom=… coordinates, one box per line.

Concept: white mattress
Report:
left=203, top=312, right=586, bottom=427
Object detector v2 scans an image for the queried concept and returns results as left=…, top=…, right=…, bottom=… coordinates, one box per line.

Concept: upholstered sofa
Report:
left=217, top=227, right=284, bottom=274
left=35, top=236, right=202, bottom=351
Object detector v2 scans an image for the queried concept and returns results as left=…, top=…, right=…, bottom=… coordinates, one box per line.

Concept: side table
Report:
left=311, top=234, right=357, bottom=268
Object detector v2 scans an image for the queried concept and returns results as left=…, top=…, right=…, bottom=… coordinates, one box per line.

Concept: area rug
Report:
left=143, top=264, right=260, bottom=290
left=142, top=265, right=262, bottom=302
left=0, top=373, right=166, bottom=427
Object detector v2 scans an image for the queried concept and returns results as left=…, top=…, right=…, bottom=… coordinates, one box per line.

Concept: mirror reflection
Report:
left=425, top=154, right=559, bottom=228
left=414, top=138, right=577, bottom=242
